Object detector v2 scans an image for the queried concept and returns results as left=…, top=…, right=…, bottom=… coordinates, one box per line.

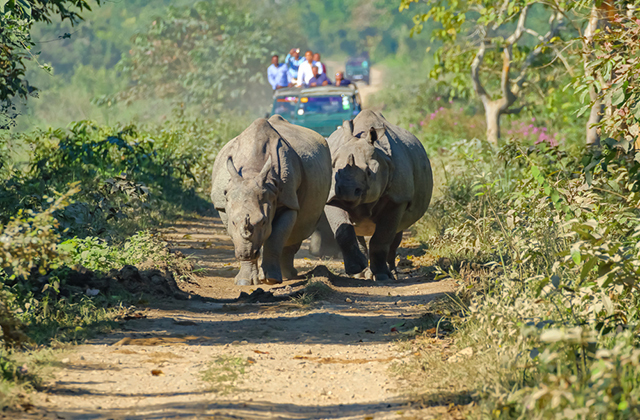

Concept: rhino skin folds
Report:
left=211, top=115, right=332, bottom=286
left=318, top=109, right=433, bottom=281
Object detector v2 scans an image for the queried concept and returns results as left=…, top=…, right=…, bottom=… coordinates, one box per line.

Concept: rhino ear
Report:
left=342, top=120, right=354, bottom=137
left=347, top=154, right=355, bottom=166
left=258, top=156, right=273, bottom=184
left=366, top=126, right=385, bottom=144
left=227, top=157, right=242, bottom=182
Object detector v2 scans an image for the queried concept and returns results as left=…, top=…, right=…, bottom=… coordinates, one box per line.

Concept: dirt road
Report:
left=25, top=217, right=454, bottom=419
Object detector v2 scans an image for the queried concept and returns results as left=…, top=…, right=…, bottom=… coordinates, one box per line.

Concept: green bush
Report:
left=417, top=136, right=640, bottom=419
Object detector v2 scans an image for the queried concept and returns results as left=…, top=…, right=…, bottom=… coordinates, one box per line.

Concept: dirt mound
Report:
left=52, top=265, right=192, bottom=301
left=304, top=264, right=339, bottom=282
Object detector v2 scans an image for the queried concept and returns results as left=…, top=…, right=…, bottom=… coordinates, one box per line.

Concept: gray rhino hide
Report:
left=327, top=109, right=433, bottom=232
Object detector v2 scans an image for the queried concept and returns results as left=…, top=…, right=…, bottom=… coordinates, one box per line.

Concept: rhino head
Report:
left=329, top=121, right=391, bottom=209
left=224, top=156, right=278, bottom=261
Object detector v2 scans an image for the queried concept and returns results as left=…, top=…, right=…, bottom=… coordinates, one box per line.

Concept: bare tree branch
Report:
left=471, top=30, right=489, bottom=105
left=499, top=5, right=530, bottom=111
left=513, top=12, right=564, bottom=93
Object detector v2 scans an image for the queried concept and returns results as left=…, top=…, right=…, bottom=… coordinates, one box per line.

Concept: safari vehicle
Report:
left=270, top=85, right=362, bottom=138
left=345, top=54, right=370, bottom=85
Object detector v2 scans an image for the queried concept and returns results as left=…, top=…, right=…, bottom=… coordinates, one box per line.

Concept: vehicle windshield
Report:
left=298, top=95, right=352, bottom=115
left=272, top=96, right=298, bottom=116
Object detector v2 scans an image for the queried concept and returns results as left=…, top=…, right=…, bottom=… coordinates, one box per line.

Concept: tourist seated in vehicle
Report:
left=267, top=54, right=291, bottom=90
left=334, top=71, right=352, bottom=87
left=296, top=50, right=319, bottom=87
left=285, top=48, right=305, bottom=84
left=313, top=53, right=326, bottom=74
left=308, top=65, right=331, bottom=87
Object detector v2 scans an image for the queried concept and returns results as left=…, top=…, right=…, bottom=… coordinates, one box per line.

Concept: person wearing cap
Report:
left=285, top=48, right=305, bottom=83
left=334, top=71, right=352, bottom=86
left=267, top=55, right=290, bottom=90
left=308, top=65, right=331, bottom=87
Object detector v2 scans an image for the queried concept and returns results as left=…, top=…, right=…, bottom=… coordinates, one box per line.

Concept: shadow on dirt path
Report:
left=25, top=216, right=456, bottom=420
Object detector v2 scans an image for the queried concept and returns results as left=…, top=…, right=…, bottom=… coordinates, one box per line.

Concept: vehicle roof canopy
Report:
left=273, top=86, right=357, bottom=99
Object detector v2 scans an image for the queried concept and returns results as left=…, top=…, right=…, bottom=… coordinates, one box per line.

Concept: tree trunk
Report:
left=485, top=102, right=502, bottom=145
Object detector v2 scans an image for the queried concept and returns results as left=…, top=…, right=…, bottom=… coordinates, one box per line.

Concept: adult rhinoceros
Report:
left=211, top=115, right=332, bottom=285
left=321, top=110, right=433, bottom=281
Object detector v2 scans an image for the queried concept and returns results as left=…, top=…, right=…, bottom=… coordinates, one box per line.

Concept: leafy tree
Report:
left=399, top=0, right=581, bottom=145
left=0, top=0, right=99, bottom=128
left=112, top=0, right=305, bottom=114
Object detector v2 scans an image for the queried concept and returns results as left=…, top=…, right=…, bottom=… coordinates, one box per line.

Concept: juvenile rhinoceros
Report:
left=211, top=115, right=332, bottom=285
left=321, top=110, right=433, bottom=281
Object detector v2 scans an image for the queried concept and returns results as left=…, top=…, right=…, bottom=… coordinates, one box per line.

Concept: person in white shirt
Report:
left=296, top=50, right=317, bottom=87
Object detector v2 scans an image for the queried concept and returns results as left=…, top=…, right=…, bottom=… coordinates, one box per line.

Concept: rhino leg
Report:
left=369, top=206, right=404, bottom=281
left=309, top=211, right=341, bottom=258
left=325, top=206, right=368, bottom=275
left=261, top=209, right=298, bottom=284
left=235, top=259, right=260, bottom=285
left=387, top=231, right=403, bottom=278
left=281, top=242, right=302, bottom=279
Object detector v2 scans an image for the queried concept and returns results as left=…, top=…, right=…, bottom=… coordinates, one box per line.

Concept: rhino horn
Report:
left=226, top=157, right=243, bottom=182
left=342, top=120, right=354, bottom=137
left=347, top=154, right=355, bottom=166
left=258, top=156, right=273, bottom=183
left=241, top=214, right=253, bottom=239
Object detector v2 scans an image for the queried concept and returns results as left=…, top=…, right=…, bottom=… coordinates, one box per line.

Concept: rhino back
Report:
left=268, top=115, right=332, bottom=244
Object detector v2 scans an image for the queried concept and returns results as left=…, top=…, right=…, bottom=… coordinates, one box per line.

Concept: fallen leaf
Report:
left=246, top=357, right=256, bottom=364
left=253, top=350, right=269, bottom=354
left=151, top=369, right=164, bottom=376
left=365, top=329, right=376, bottom=334
left=390, top=327, right=398, bottom=333
left=182, top=234, right=192, bottom=239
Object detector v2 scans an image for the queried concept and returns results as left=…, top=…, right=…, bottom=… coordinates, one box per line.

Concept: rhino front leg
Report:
left=235, top=259, right=260, bottom=285
left=325, top=205, right=368, bottom=275
left=369, top=206, right=404, bottom=281
left=261, top=209, right=298, bottom=284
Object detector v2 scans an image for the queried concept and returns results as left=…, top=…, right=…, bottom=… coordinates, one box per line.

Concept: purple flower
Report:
left=420, top=121, right=425, bottom=126
left=409, top=124, right=415, bottom=128
left=531, top=117, right=536, bottom=122
left=528, top=124, right=534, bottom=129
left=507, top=130, right=513, bottom=135
left=436, top=96, right=441, bottom=101
left=470, top=124, right=476, bottom=128
left=459, top=107, right=464, bottom=112
left=532, top=127, right=539, bottom=134
left=541, top=127, right=547, bottom=132
left=439, top=107, right=445, bottom=111
left=453, top=122, right=458, bottom=126
left=449, top=99, right=453, bottom=104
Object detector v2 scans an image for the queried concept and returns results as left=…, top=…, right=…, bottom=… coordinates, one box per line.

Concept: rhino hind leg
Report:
left=261, top=209, right=298, bottom=284
left=235, top=260, right=260, bottom=286
left=309, top=212, right=341, bottom=258
left=281, top=242, right=302, bottom=279
left=387, top=231, right=403, bottom=278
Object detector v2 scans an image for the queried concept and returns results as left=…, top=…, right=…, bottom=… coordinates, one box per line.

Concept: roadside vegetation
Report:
left=377, top=2, right=640, bottom=418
